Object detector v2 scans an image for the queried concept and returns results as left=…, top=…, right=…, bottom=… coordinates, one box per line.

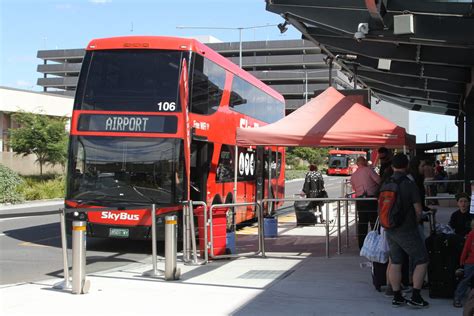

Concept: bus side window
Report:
left=191, top=55, right=208, bottom=114
left=204, top=59, right=225, bottom=112
left=190, top=55, right=225, bottom=115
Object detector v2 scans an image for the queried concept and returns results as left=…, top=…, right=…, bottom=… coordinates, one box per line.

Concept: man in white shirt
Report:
left=350, top=156, right=381, bottom=249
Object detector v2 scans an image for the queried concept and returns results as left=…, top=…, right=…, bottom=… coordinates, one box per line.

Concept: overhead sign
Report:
left=77, top=114, right=177, bottom=133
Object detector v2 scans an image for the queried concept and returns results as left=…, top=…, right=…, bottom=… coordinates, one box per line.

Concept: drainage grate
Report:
left=238, top=270, right=295, bottom=280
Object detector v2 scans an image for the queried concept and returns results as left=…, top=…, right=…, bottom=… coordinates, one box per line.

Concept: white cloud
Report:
left=88, top=0, right=112, bottom=4
left=15, top=80, right=34, bottom=88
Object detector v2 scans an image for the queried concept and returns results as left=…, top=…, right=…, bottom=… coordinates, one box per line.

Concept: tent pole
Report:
left=275, top=147, right=278, bottom=213
left=268, top=148, right=272, bottom=216
left=234, top=145, right=238, bottom=203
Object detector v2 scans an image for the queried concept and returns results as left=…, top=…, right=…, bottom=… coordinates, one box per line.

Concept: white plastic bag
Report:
left=360, top=218, right=389, bottom=263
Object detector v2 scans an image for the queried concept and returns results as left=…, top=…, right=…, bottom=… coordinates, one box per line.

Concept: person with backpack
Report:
left=380, top=153, right=429, bottom=308
left=350, top=156, right=381, bottom=249
left=302, top=164, right=325, bottom=223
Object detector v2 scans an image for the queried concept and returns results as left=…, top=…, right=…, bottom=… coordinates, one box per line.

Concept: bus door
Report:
left=190, top=140, right=213, bottom=202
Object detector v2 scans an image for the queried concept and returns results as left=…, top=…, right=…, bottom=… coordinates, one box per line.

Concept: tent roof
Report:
left=236, top=87, right=412, bottom=148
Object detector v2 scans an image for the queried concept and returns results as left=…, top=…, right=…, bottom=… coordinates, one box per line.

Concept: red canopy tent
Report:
left=236, top=87, right=414, bottom=148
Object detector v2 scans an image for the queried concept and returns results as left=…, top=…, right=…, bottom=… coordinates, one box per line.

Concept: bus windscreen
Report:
left=78, top=50, right=182, bottom=112
left=67, top=136, right=184, bottom=206
left=328, top=156, right=348, bottom=168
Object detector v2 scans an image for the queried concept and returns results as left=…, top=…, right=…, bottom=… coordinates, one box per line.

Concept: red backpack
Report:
left=378, top=176, right=408, bottom=229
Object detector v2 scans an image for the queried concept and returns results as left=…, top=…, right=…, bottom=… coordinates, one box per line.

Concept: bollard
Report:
left=165, top=215, right=180, bottom=280
left=71, top=220, right=89, bottom=294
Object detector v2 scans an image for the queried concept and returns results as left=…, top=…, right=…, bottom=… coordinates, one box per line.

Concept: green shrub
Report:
left=0, top=164, right=25, bottom=204
left=17, top=174, right=65, bottom=200
left=285, top=169, right=308, bottom=181
left=285, top=165, right=327, bottom=181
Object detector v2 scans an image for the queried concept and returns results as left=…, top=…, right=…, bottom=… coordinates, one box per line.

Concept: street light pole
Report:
left=239, top=28, right=242, bottom=68
left=263, top=69, right=329, bottom=104
left=305, top=71, right=308, bottom=103
left=176, top=24, right=276, bottom=68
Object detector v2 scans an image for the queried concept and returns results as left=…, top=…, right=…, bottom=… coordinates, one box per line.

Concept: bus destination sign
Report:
left=77, top=114, right=177, bottom=134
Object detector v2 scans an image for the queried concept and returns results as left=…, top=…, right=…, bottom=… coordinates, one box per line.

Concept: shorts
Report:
left=386, top=230, right=429, bottom=266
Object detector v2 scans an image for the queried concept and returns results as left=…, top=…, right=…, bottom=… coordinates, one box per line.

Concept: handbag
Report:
left=313, top=189, right=328, bottom=207
left=360, top=218, right=389, bottom=263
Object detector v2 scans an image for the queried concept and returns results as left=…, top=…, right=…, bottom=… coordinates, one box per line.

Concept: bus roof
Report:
left=86, top=36, right=284, bottom=103
left=329, top=150, right=366, bottom=155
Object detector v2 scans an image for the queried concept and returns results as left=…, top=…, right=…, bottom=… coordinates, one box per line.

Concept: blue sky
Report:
left=0, top=0, right=457, bottom=142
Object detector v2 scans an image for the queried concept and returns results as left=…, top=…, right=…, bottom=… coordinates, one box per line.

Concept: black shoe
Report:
left=453, top=299, right=462, bottom=308
left=392, top=296, right=407, bottom=307
left=407, top=297, right=429, bottom=308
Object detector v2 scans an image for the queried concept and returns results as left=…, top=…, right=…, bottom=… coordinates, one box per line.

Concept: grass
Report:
left=17, top=174, right=65, bottom=201
left=285, top=169, right=308, bottom=180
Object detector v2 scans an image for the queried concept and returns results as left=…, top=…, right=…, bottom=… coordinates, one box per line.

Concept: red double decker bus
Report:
left=65, top=36, right=285, bottom=240
left=326, top=150, right=367, bottom=176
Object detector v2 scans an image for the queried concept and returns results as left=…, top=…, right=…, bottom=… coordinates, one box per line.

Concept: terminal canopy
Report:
left=236, top=87, right=412, bottom=148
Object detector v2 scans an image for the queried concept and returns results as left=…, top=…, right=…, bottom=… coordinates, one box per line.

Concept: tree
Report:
left=287, top=147, right=329, bottom=166
left=9, top=112, right=68, bottom=176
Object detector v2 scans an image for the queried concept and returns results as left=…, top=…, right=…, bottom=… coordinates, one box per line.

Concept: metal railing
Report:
left=260, top=196, right=375, bottom=257
left=207, top=202, right=264, bottom=260
left=182, top=200, right=207, bottom=264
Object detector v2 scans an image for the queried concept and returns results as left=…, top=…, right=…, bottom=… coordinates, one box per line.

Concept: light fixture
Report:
left=277, top=21, right=288, bottom=34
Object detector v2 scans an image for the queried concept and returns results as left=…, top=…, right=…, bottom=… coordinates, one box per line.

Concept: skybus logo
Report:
left=101, top=212, right=140, bottom=221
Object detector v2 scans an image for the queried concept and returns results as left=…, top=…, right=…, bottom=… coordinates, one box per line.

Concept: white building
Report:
left=0, top=86, right=73, bottom=174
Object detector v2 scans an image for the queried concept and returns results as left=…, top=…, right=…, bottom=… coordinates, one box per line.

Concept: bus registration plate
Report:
left=109, top=228, right=129, bottom=238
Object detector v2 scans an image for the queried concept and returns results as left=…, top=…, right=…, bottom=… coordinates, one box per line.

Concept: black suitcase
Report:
left=294, top=200, right=317, bottom=226
left=372, top=261, right=388, bottom=292
left=425, top=232, right=464, bottom=298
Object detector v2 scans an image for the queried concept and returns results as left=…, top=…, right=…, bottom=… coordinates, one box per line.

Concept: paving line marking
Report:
left=19, top=235, right=60, bottom=248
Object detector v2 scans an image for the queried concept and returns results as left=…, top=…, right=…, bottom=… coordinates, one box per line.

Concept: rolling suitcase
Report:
left=294, top=200, right=317, bottom=226
left=372, top=261, right=388, bottom=292
left=425, top=212, right=464, bottom=298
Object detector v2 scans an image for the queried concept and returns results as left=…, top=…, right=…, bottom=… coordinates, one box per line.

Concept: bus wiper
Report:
left=121, top=184, right=164, bottom=205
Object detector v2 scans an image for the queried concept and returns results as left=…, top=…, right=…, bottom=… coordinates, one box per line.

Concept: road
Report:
left=0, top=176, right=348, bottom=285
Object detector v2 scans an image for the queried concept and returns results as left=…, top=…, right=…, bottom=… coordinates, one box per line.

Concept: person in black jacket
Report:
left=377, top=147, right=393, bottom=181
left=302, top=165, right=325, bottom=223
left=449, top=193, right=472, bottom=238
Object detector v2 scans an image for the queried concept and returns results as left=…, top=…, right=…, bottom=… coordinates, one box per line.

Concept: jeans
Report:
left=455, top=264, right=474, bottom=301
